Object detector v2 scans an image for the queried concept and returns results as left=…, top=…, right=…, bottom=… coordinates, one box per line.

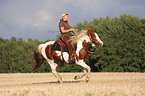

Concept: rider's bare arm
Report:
left=60, top=27, right=78, bottom=33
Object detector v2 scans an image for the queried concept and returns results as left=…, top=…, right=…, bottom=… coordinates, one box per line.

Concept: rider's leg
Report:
left=62, top=35, right=75, bottom=63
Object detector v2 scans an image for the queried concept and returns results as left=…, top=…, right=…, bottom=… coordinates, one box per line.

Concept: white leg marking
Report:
left=75, top=60, right=91, bottom=82
left=47, top=60, right=63, bottom=83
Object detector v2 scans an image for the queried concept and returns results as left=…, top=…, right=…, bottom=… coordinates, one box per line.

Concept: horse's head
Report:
left=87, top=28, right=103, bottom=47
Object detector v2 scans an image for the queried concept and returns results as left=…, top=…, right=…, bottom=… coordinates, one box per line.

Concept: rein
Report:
left=87, top=50, right=98, bottom=54
left=87, top=46, right=99, bottom=54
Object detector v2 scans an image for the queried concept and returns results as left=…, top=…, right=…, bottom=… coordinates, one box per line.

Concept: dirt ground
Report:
left=0, top=72, right=145, bottom=96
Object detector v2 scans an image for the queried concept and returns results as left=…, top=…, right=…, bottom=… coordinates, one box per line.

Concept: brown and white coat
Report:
left=32, top=28, right=103, bottom=83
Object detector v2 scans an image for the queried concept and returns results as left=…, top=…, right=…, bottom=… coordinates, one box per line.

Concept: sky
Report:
left=0, top=0, right=145, bottom=41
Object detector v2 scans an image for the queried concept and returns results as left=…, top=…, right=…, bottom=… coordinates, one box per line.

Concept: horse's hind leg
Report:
left=48, top=60, right=63, bottom=83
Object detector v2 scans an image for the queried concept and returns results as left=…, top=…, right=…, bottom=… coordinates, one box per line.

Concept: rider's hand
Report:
left=75, top=29, right=78, bottom=32
left=73, top=29, right=78, bottom=32
left=69, top=28, right=78, bottom=32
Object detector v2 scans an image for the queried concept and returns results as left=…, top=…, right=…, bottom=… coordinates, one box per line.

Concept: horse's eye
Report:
left=93, top=35, right=96, bottom=37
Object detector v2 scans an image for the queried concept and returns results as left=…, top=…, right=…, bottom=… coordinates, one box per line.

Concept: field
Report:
left=0, top=72, right=145, bottom=96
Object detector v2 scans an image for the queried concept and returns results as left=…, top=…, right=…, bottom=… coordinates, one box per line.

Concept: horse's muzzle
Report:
left=99, top=42, right=103, bottom=47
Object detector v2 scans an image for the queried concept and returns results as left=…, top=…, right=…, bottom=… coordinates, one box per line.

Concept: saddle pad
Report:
left=52, top=40, right=68, bottom=52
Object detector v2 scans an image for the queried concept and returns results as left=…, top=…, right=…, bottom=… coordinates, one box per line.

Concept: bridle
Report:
left=87, top=31, right=100, bottom=46
left=87, top=31, right=100, bottom=54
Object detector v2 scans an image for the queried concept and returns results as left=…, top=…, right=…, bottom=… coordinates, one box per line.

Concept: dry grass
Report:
left=0, top=72, right=145, bottom=96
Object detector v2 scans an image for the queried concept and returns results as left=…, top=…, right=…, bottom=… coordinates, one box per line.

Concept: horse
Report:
left=32, top=28, right=103, bottom=83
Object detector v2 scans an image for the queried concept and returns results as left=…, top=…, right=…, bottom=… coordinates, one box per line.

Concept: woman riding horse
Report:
left=32, top=14, right=103, bottom=83
left=59, top=13, right=78, bottom=63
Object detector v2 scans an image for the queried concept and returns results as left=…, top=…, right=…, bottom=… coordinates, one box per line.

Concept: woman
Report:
left=59, top=13, right=78, bottom=63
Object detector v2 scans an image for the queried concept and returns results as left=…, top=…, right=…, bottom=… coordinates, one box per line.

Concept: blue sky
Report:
left=0, top=0, right=145, bottom=41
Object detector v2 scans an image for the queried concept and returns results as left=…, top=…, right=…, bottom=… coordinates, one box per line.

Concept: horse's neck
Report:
left=76, top=35, right=90, bottom=54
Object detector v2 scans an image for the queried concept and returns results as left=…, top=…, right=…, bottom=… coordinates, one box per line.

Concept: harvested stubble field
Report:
left=0, top=72, right=145, bottom=96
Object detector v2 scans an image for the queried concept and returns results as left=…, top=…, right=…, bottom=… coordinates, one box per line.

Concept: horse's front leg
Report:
left=74, top=68, right=87, bottom=79
left=75, top=60, right=91, bottom=82
left=86, top=67, right=91, bottom=82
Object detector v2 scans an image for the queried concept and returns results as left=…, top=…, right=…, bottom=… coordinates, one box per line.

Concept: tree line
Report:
left=0, top=14, right=145, bottom=73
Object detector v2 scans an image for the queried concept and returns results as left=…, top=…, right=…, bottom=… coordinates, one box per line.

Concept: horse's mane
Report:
left=71, top=30, right=87, bottom=44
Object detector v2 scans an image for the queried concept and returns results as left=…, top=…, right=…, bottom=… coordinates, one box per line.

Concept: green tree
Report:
left=75, top=14, right=145, bottom=72
left=0, top=14, right=144, bottom=73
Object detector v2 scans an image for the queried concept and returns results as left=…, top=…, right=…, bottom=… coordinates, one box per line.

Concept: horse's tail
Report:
left=32, top=44, right=45, bottom=71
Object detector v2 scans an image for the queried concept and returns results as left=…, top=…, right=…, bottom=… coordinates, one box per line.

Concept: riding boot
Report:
left=68, top=50, right=75, bottom=63
left=62, top=35, right=75, bottom=63
left=67, top=42, right=75, bottom=63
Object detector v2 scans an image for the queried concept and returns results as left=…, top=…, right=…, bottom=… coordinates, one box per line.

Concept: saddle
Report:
left=52, top=37, right=68, bottom=52
left=52, top=37, right=78, bottom=63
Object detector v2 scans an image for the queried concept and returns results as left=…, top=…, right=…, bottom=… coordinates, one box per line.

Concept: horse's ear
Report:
left=87, top=27, right=95, bottom=35
left=87, top=27, right=91, bottom=30
left=87, top=27, right=94, bottom=31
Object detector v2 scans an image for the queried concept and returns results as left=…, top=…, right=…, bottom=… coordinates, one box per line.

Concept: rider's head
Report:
left=62, top=13, right=68, bottom=21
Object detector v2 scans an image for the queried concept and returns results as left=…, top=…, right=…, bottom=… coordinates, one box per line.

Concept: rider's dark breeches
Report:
left=62, top=35, right=74, bottom=55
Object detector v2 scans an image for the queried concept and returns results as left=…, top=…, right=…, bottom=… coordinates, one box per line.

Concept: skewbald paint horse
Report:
left=32, top=28, right=103, bottom=83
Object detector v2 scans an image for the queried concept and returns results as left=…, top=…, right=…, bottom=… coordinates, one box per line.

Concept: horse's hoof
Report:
left=74, top=76, right=78, bottom=80
left=85, top=79, right=89, bottom=83
left=58, top=80, right=63, bottom=83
